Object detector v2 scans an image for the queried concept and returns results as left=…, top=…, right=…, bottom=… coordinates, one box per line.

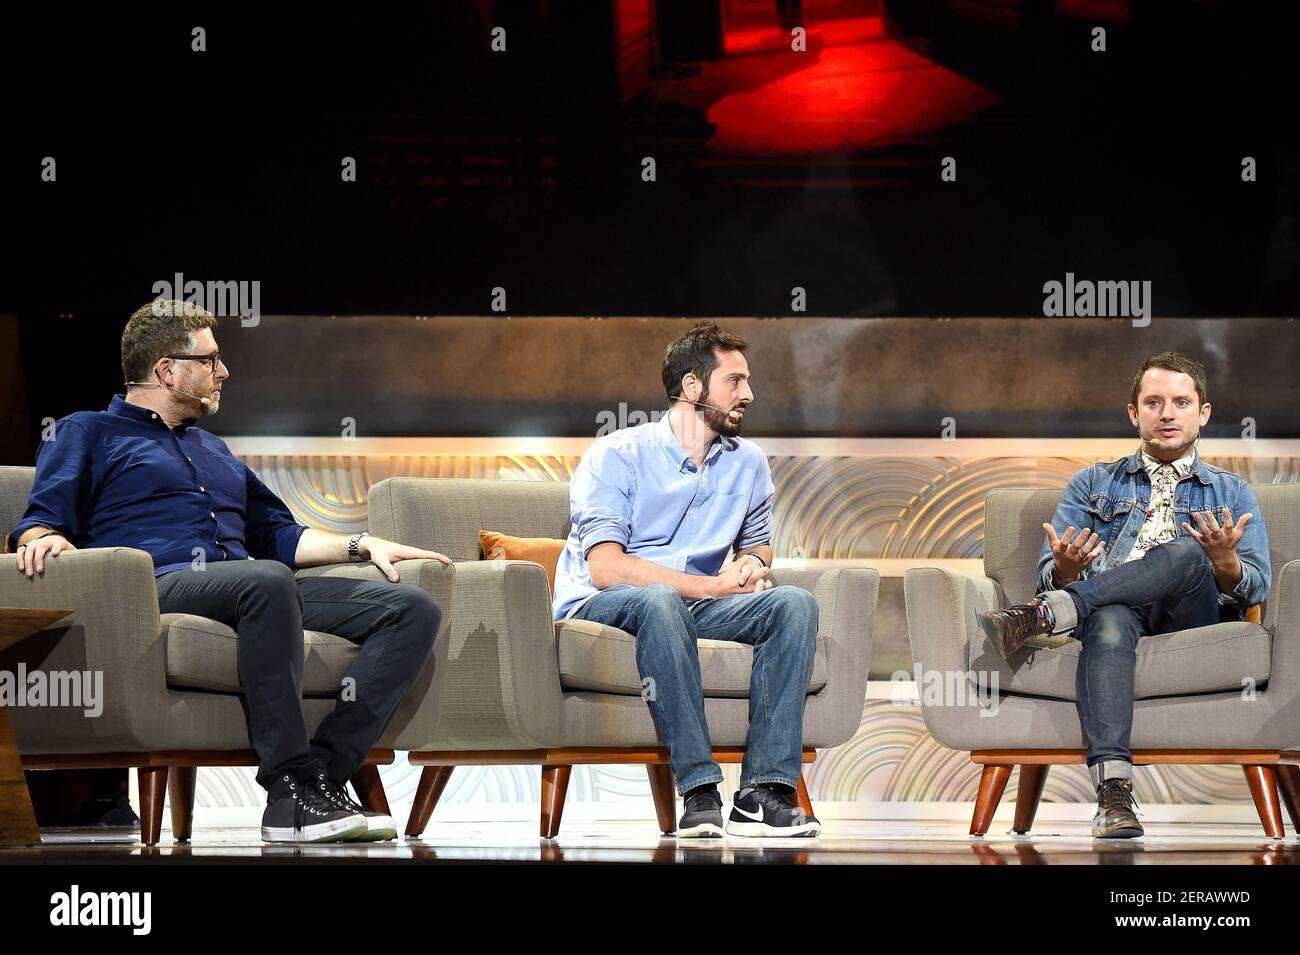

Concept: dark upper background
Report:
left=2, top=0, right=1297, bottom=451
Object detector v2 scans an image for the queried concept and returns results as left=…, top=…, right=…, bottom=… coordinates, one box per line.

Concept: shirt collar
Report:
left=655, top=411, right=735, bottom=473
left=108, top=394, right=198, bottom=433
left=1130, top=445, right=1200, bottom=482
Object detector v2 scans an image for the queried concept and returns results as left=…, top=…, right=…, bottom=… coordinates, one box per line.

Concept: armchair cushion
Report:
left=978, top=620, right=1271, bottom=702
left=164, top=613, right=356, bottom=697
left=555, top=617, right=829, bottom=698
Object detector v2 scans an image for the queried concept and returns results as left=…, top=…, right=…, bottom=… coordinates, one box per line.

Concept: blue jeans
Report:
left=1055, top=537, right=1224, bottom=782
left=571, top=583, right=819, bottom=795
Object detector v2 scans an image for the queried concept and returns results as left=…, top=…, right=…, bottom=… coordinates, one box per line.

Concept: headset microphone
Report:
left=681, top=397, right=742, bottom=421
left=124, top=375, right=212, bottom=409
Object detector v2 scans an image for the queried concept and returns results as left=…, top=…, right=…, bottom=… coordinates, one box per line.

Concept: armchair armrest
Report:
left=413, top=559, right=563, bottom=750
left=1265, top=559, right=1300, bottom=687
left=903, top=566, right=1003, bottom=677
left=0, top=547, right=165, bottom=752
left=769, top=567, right=880, bottom=745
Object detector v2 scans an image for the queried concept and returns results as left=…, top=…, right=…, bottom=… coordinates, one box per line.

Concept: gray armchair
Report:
left=904, top=483, right=1300, bottom=838
left=367, top=477, right=879, bottom=838
left=0, top=465, right=453, bottom=844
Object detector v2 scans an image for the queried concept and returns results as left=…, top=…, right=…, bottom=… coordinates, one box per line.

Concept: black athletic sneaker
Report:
left=726, top=786, right=821, bottom=838
left=1092, top=778, right=1143, bottom=839
left=260, top=773, right=368, bottom=844
left=311, top=772, right=398, bottom=842
left=677, top=786, right=724, bottom=839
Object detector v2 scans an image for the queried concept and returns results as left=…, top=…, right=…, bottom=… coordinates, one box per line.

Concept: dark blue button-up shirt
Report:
left=7, top=395, right=307, bottom=575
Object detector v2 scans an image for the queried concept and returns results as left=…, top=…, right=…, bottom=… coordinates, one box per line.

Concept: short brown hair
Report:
left=662, top=321, right=748, bottom=401
left=1130, top=351, right=1208, bottom=407
left=122, top=300, right=218, bottom=385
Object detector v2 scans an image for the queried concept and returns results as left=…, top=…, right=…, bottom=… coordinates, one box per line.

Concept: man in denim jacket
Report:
left=978, top=352, right=1270, bottom=839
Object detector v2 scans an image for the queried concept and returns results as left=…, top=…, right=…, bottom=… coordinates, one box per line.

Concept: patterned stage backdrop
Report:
left=184, top=444, right=1299, bottom=814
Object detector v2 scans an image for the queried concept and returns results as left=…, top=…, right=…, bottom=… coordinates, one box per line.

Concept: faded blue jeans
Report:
left=571, top=583, right=819, bottom=795
left=1046, top=537, right=1227, bottom=785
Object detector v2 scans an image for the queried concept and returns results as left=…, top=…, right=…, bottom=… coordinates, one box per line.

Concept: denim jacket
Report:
left=1035, top=448, right=1271, bottom=615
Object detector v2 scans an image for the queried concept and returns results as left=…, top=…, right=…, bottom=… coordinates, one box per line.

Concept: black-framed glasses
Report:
left=166, top=352, right=225, bottom=373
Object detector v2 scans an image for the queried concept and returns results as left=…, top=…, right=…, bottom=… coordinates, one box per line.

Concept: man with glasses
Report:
left=7, top=300, right=451, bottom=844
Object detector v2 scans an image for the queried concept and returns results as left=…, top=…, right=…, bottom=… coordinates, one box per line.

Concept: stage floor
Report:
left=4, top=818, right=1298, bottom=864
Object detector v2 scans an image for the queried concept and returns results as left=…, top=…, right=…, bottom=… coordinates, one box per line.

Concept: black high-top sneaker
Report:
left=1093, top=778, right=1143, bottom=839
left=726, top=785, right=821, bottom=838
left=977, top=598, right=1072, bottom=659
left=261, top=773, right=368, bottom=844
left=311, top=772, right=398, bottom=842
left=677, top=785, right=724, bottom=839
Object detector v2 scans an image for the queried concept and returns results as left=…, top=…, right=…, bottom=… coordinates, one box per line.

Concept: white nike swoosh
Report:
left=733, top=804, right=764, bottom=822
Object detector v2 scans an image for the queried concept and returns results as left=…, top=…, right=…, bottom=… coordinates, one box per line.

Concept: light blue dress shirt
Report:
left=552, top=413, right=775, bottom=620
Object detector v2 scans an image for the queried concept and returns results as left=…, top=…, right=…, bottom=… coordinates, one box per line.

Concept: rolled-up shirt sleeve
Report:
left=572, top=443, right=634, bottom=557
left=243, top=465, right=308, bottom=567
left=7, top=420, right=94, bottom=552
left=735, top=452, right=775, bottom=551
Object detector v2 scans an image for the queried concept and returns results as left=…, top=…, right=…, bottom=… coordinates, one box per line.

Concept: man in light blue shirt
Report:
left=554, top=322, right=820, bottom=839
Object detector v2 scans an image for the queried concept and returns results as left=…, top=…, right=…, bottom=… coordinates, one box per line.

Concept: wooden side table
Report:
left=0, top=607, right=72, bottom=845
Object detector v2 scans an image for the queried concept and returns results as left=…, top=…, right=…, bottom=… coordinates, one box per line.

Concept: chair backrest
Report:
left=984, top=483, right=1300, bottom=606
left=0, top=466, right=35, bottom=549
left=368, top=478, right=572, bottom=560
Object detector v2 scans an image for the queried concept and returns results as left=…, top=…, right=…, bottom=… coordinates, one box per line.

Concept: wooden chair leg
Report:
left=137, top=766, right=168, bottom=847
left=167, top=766, right=197, bottom=843
left=795, top=773, right=815, bottom=818
left=1243, top=765, right=1286, bottom=839
left=646, top=764, right=677, bottom=835
left=405, top=766, right=454, bottom=838
left=540, top=764, right=572, bottom=839
left=349, top=764, right=391, bottom=815
left=1276, top=765, right=1300, bottom=834
left=970, top=764, right=1012, bottom=836
left=1012, top=764, right=1050, bottom=835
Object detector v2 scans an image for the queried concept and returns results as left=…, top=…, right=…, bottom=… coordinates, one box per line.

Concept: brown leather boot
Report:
left=1092, top=778, right=1143, bottom=839
left=976, top=599, right=1070, bottom=659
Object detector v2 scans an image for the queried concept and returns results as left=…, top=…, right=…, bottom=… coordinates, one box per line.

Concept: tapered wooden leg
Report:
left=0, top=704, right=41, bottom=846
left=795, top=773, right=814, bottom=817
left=1243, top=765, right=1285, bottom=839
left=1276, top=765, right=1300, bottom=834
left=1012, top=764, right=1050, bottom=834
left=137, top=766, right=168, bottom=847
left=540, top=764, right=572, bottom=839
left=970, top=764, right=1012, bottom=836
left=349, top=764, right=391, bottom=815
left=405, top=766, right=454, bottom=838
left=646, top=764, right=677, bottom=834
left=167, top=766, right=197, bottom=843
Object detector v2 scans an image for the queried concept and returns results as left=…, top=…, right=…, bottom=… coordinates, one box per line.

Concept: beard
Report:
left=699, top=391, right=742, bottom=437
left=178, top=376, right=219, bottom=416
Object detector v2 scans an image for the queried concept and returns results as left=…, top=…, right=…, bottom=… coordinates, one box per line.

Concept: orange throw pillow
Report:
left=479, top=531, right=566, bottom=593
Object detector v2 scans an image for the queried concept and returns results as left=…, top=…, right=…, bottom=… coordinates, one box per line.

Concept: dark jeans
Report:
left=156, top=560, right=441, bottom=789
left=571, top=583, right=819, bottom=795
left=1061, top=537, right=1224, bottom=779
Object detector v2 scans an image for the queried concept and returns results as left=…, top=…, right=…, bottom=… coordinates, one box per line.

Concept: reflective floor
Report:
left=4, top=818, right=1299, bottom=864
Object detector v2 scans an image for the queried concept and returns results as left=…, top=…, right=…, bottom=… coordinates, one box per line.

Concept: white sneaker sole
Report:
left=261, top=813, right=369, bottom=843
left=354, top=815, right=398, bottom=842
left=725, top=819, right=821, bottom=838
left=676, top=821, right=724, bottom=839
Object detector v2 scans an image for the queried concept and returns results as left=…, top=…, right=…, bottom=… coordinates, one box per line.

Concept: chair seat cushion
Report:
left=163, top=613, right=356, bottom=696
left=985, top=621, right=1271, bottom=702
left=555, top=618, right=828, bottom=698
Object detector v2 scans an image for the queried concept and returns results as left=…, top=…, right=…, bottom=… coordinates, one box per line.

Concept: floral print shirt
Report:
left=1124, top=448, right=1195, bottom=563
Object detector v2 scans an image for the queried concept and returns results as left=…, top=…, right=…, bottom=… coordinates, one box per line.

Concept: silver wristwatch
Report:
left=348, top=531, right=370, bottom=561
